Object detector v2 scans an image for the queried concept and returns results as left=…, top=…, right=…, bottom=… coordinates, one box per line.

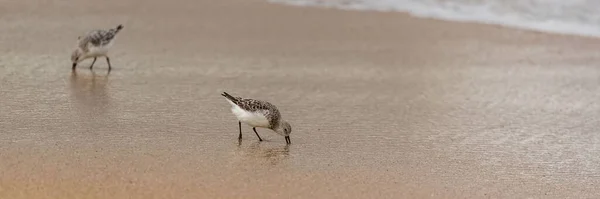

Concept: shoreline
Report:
left=266, top=0, right=600, bottom=41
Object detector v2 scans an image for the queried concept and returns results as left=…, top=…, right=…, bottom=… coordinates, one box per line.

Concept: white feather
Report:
left=85, top=40, right=113, bottom=59
left=226, top=99, right=270, bottom=128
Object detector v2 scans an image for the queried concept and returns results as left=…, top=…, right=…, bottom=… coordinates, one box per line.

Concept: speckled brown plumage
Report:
left=221, top=92, right=281, bottom=128
left=78, top=25, right=124, bottom=53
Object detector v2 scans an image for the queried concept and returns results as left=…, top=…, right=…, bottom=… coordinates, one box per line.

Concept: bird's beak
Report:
left=285, top=136, right=291, bottom=145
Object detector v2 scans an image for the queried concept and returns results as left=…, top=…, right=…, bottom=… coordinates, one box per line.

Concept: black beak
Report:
left=72, top=63, right=77, bottom=70
left=285, top=136, right=291, bottom=145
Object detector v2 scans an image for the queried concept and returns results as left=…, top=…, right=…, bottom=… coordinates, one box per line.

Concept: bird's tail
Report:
left=114, top=24, right=124, bottom=34
left=221, top=92, right=239, bottom=103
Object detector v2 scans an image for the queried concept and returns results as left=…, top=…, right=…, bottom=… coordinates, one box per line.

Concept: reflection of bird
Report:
left=251, top=143, right=290, bottom=166
left=229, top=142, right=291, bottom=167
left=261, top=144, right=290, bottom=159
left=69, top=70, right=111, bottom=113
left=222, top=92, right=293, bottom=144
left=71, top=24, right=124, bottom=70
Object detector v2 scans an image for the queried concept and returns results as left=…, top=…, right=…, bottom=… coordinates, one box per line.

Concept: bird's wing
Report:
left=77, top=30, right=98, bottom=52
left=237, top=99, right=268, bottom=112
left=78, top=29, right=114, bottom=52
left=77, top=35, right=90, bottom=53
left=239, top=98, right=281, bottom=127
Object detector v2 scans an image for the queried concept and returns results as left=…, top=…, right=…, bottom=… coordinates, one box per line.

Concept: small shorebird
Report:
left=221, top=92, right=292, bottom=144
left=71, top=24, right=124, bottom=70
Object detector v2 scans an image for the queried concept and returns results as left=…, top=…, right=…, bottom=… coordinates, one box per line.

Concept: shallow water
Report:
left=269, top=0, right=600, bottom=38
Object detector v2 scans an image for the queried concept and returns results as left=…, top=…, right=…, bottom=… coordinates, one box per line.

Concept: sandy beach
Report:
left=2, top=0, right=600, bottom=198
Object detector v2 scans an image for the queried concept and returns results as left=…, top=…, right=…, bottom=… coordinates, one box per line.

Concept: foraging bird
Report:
left=221, top=92, right=292, bottom=144
left=71, top=24, right=124, bottom=70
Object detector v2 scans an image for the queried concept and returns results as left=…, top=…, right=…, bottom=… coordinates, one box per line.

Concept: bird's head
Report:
left=71, top=49, right=83, bottom=63
left=275, top=121, right=292, bottom=136
left=71, top=49, right=84, bottom=69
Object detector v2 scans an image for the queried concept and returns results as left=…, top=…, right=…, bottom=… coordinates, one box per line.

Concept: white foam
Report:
left=268, top=0, right=600, bottom=38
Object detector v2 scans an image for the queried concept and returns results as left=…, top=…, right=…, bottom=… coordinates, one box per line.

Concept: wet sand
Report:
left=2, top=0, right=600, bottom=198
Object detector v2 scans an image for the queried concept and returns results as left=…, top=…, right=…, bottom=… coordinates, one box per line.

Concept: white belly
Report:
left=230, top=103, right=270, bottom=128
left=86, top=41, right=113, bottom=58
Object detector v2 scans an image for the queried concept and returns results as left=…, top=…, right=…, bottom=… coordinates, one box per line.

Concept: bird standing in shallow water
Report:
left=221, top=92, right=292, bottom=144
left=71, top=24, right=124, bottom=70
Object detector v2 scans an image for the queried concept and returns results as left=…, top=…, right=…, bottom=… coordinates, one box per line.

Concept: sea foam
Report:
left=268, top=0, right=600, bottom=38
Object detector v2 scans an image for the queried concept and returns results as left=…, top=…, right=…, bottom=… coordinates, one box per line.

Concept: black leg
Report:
left=285, top=136, right=291, bottom=145
left=252, top=127, right=263, bottom=141
left=89, top=57, right=97, bottom=69
left=105, top=57, right=112, bottom=70
left=72, top=63, right=77, bottom=70
left=238, top=121, right=242, bottom=140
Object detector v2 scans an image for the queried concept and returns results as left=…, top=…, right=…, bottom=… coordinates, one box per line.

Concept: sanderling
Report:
left=221, top=92, right=292, bottom=144
left=71, top=24, right=124, bottom=70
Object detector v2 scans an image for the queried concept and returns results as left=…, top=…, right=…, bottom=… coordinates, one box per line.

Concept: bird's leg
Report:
left=105, top=56, right=112, bottom=71
left=89, top=57, right=97, bottom=69
left=238, top=121, right=242, bottom=140
left=252, top=127, right=263, bottom=141
left=285, top=136, right=291, bottom=145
